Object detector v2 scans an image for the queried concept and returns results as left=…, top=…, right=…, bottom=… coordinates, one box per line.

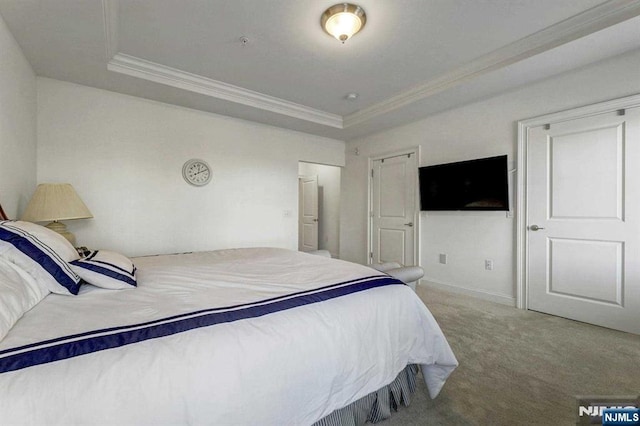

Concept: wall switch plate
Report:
left=485, top=260, right=494, bottom=270
left=439, top=253, right=447, bottom=264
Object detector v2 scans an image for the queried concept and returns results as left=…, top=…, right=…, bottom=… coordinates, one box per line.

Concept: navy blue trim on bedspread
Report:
left=0, top=275, right=403, bottom=373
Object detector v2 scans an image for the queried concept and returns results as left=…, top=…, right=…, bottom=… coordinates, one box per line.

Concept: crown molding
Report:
left=343, top=0, right=640, bottom=128
left=102, top=0, right=118, bottom=61
left=107, top=53, right=343, bottom=128
left=101, top=0, right=640, bottom=130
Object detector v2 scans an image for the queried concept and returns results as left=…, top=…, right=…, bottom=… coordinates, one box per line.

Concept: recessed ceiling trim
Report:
left=101, top=0, right=640, bottom=130
left=102, top=0, right=118, bottom=61
left=343, top=0, right=640, bottom=128
left=102, top=0, right=344, bottom=128
left=107, top=53, right=343, bottom=128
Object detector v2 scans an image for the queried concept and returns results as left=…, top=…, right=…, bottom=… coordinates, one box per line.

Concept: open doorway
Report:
left=298, top=162, right=341, bottom=258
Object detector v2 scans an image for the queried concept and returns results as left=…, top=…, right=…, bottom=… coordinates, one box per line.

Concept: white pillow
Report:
left=70, top=250, right=137, bottom=290
left=0, top=221, right=81, bottom=295
left=0, top=257, right=49, bottom=342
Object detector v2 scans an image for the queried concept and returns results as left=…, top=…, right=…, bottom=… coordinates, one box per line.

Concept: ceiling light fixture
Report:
left=321, top=3, right=367, bottom=43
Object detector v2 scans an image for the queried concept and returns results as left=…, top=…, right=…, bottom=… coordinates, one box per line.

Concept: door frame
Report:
left=516, top=93, right=640, bottom=310
left=367, top=146, right=421, bottom=266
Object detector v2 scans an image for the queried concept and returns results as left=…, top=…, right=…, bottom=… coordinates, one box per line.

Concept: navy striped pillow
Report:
left=0, top=221, right=81, bottom=295
left=70, top=250, right=137, bottom=290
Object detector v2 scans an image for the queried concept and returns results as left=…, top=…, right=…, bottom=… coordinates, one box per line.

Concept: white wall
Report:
left=341, top=49, right=640, bottom=304
left=0, top=14, right=37, bottom=218
left=298, top=162, right=341, bottom=258
left=37, top=78, right=345, bottom=256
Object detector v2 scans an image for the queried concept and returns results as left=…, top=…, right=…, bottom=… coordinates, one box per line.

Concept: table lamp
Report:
left=21, top=183, right=93, bottom=246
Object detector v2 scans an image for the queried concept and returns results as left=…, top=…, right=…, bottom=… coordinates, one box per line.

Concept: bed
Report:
left=0, top=218, right=457, bottom=425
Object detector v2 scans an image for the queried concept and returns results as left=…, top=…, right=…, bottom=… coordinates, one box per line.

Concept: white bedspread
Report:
left=0, top=248, right=457, bottom=425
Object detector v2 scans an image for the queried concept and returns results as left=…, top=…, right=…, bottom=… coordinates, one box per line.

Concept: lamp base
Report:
left=45, top=221, right=76, bottom=246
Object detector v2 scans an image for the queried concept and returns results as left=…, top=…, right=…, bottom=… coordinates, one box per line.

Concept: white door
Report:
left=371, top=153, right=417, bottom=266
left=527, top=107, right=640, bottom=334
left=298, top=176, right=318, bottom=252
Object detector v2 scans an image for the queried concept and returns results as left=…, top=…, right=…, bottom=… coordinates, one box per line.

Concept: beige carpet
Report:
left=383, top=285, right=640, bottom=426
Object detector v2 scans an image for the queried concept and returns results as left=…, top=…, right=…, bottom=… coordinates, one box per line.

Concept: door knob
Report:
left=404, top=222, right=414, bottom=227
left=529, top=224, right=545, bottom=231
left=313, top=218, right=318, bottom=222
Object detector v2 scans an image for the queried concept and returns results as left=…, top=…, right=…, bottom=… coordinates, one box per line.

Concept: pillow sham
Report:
left=70, top=250, right=137, bottom=290
left=0, top=221, right=81, bottom=295
left=0, top=257, right=49, bottom=342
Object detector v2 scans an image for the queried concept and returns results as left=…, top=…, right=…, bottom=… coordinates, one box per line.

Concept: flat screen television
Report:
left=419, top=155, right=509, bottom=211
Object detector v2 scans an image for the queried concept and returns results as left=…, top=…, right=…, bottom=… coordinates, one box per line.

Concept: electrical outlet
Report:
left=485, top=260, right=494, bottom=270
left=439, top=254, right=447, bottom=264
left=283, top=210, right=292, bottom=218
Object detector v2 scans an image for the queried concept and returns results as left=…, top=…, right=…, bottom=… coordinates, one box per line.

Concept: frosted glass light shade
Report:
left=22, top=183, right=93, bottom=222
left=321, top=3, right=366, bottom=43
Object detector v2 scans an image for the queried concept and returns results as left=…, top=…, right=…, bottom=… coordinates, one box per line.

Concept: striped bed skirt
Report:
left=313, top=364, right=419, bottom=426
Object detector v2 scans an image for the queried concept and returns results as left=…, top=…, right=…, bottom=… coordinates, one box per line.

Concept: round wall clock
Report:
left=182, top=159, right=212, bottom=186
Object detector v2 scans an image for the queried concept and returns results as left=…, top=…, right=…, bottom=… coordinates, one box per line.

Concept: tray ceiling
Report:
left=1, top=0, right=639, bottom=140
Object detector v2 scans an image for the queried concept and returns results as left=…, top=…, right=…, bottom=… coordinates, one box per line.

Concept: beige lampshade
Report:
left=22, top=183, right=93, bottom=222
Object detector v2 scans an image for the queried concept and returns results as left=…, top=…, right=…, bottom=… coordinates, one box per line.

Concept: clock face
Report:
left=182, top=159, right=212, bottom=186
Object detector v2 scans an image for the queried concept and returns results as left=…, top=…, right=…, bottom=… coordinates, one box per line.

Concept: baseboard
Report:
left=419, top=279, right=516, bottom=307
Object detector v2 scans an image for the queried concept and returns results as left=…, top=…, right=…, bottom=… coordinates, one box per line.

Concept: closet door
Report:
left=527, top=107, right=640, bottom=334
left=371, top=153, right=417, bottom=266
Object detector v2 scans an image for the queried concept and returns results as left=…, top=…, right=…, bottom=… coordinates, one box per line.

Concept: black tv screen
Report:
left=419, top=155, right=509, bottom=211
